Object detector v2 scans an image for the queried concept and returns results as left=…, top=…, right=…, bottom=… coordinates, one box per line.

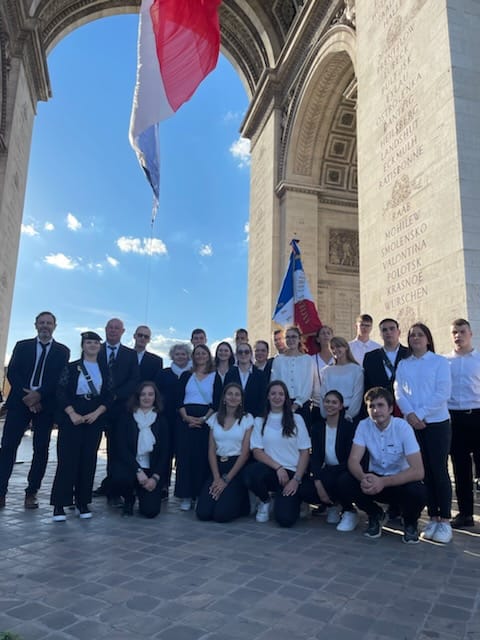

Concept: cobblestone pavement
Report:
left=0, top=429, right=479, bottom=640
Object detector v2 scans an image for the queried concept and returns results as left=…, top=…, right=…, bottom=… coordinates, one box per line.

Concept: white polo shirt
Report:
left=353, top=416, right=419, bottom=476
left=444, top=349, right=480, bottom=410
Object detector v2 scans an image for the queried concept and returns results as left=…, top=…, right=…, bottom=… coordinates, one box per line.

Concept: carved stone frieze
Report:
left=327, top=227, right=359, bottom=271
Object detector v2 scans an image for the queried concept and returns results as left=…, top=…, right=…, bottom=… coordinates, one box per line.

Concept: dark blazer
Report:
left=6, top=338, right=70, bottom=412
left=256, top=358, right=273, bottom=380
left=363, top=345, right=409, bottom=394
left=99, top=344, right=139, bottom=403
left=177, top=371, right=222, bottom=412
left=138, top=351, right=163, bottom=383
left=224, top=365, right=267, bottom=418
left=56, top=358, right=113, bottom=418
left=310, top=416, right=356, bottom=478
left=113, top=412, right=169, bottom=485
left=156, top=367, right=182, bottom=427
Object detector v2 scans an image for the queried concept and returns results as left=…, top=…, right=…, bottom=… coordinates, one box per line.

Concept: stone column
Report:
left=356, top=0, right=479, bottom=350
left=0, top=58, right=36, bottom=381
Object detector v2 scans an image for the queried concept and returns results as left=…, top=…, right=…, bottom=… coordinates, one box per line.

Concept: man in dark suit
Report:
left=93, top=318, right=139, bottom=502
left=133, top=325, right=163, bottom=382
left=363, top=318, right=408, bottom=407
left=0, top=311, right=70, bottom=508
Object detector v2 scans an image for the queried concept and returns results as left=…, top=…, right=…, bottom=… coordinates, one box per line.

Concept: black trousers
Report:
left=0, top=404, right=55, bottom=496
left=416, top=419, right=452, bottom=519
left=50, top=397, right=104, bottom=507
left=196, top=456, right=250, bottom=523
left=450, top=409, right=480, bottom=516
left=114, top=469, right=163, bottom=518
left=337, top=471, right=427, bottom=527
left=244, top=462, right=318, bottom=528
left=314, top=465, right=354, bottom=511
left=174, top=404, right=210, bottom=500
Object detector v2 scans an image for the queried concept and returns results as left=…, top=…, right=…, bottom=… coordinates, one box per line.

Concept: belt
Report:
left=76, top=394, right=95, bottom=401
left=450, top=408, right=480, bottom=415
left=217, top=455, right=237, bottom=462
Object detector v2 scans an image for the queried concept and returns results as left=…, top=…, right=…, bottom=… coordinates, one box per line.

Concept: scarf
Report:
left=171, top=362, right=191, bottom=378
left=134, top=409, right=157, bottom=458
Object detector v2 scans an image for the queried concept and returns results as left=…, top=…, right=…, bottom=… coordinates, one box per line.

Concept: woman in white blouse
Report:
left=175, top=345, right=221, bottom=511
left=394, top=323, right=453, bottom=543
left=245, top=381, right=312, bottom=527
left=271, top=326, right=314, bottom=431
left=319, top=337, right=364, bottom=423
left=51, top=331, right=111, bottom=521
left=196, top=383, right=253, bottom=522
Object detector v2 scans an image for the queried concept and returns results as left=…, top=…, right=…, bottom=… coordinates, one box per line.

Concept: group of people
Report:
left=0, top=312, right=478, bottom=546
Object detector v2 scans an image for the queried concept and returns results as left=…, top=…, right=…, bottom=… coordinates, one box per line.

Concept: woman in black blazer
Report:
left=310, top=390, right=357, bottom=531
left=51, top=331, right=112, bottom=521
left=224, top=343, right=267, bottom=418
left=113, top=381, right=169, bottom=518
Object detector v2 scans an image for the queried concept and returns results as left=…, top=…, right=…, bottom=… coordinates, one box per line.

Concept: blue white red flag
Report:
left=129, top=0, right=221, bottom=207
left=273, top=240, right=322, bottom=340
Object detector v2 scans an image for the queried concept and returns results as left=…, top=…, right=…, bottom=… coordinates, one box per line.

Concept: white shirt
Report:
left=319, top=363, right=364, bottom=421
left=271, top=354, right=314, bottom=406
left=324, top=426, right=340, bottom=466
left=348, top=338, right=381, bottom=366
left=30, top=340, right=52, bottom=389
left=354, top=416, right=420, bottom=476
left=394, top=351, right=451, bottom=422
left=311, top=353, right=334, bottom=407
left=76, top=361, right=103, bottom=395
left=207, top=413, right=254, bottom=457
left=183, top=372, right=216, bottom=405
left=251, top=413, right=311, bottom=471
left=444, top=349, right=480, bottom=410
left=238, top=365, right=252, bottom=390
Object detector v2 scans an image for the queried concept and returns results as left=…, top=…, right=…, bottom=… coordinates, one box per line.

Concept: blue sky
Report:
left=8, top=13, right=251, bottom=362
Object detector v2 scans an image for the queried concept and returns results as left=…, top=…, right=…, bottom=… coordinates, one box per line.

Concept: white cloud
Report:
left=44, top=222, right=55, bottom=231
left=199, top=243, right=213, bottom=257
left=223, top=110, right=243, bottom=123
left=44, top=253, right=79, bottom=270
left=21, top=223, right=39, bottom=236
left=229, top=136, right=251, bottom=168
left=116, top=236, right=168, bottom=256
left=106, top=255, right=119, bottom=267
left=244, top=221, right=250, bottom=243
left=66, top=212, right=82, bottom=231
left=87, top=262, right=104, bottom=272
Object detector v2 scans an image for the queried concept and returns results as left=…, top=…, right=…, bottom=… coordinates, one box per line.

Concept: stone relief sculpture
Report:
left=332, top=0, right=356, bottom=28
left=328, top=228, right=359, bottom=269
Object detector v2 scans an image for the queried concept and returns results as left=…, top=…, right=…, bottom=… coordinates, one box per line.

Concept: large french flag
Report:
left=273, top=240, right=322, bottom=351
left=129, top=0, right=221, bottom=203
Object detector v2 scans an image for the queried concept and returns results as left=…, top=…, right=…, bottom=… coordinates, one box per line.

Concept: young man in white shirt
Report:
left=348, top=313, right=381, bottom=366
left=338, top=387, right=426, bottom=543
left=445, top=318, right=480, bottom=529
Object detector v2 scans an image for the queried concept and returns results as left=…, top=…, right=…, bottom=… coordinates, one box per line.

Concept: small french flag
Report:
left=129, top=0, right=221, bottom=205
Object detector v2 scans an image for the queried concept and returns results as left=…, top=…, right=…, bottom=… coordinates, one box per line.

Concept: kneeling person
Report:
left=339, top=387, right=426, bottom=543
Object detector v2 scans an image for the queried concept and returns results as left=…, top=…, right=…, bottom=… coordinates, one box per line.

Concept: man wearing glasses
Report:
left=133, top=326, right=163, bottom=382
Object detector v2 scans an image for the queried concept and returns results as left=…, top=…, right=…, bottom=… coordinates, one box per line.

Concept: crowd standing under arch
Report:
left=0, top=312, right=479, bottom=544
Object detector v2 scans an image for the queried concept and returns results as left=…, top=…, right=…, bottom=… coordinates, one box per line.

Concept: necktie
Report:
left=32, top=342, right=49, bottom=387
left=108, top=346, right=116, bottom=367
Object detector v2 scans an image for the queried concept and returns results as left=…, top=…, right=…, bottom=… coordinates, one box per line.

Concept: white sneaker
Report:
left=326, top=505, right=341, bottom=524
left=180, top=499, right=192, bottom=511
left=256, top=501, right=270, bottom=523
left=336, top=510, right=359, bottom=532
left=421, top=520, right=438, bottom=540
left=432, top=522, right=453, bottom=544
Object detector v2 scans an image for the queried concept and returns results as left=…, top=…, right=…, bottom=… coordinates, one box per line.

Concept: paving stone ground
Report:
left=0, top=426, right=479, bottom=640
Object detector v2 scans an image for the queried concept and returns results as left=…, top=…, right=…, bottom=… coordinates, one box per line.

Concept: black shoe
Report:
left=92, top=486, right=106, bottom=497
left=364, top=510, right=387, bottom=539
left=402, top=524, right=420, bottom=544
left=451, top=513, right=475, bottom=529
left=122, top=503, right=134, bottom=517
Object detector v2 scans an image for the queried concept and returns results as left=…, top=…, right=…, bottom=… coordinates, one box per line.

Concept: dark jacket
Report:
left=310, top=416, right=356, bottom=478
left=224, top=365, right=267, bottom=417
left=363, top=345, right=409, bottom=394
left=112, top=412, right=169, bottom=485
left=156, top=367, right=181, bottom=426
left=138, top=351, right=163, bottom=383
left=6, top=338, right=70, bottom=412
left=98, top=344, right=139, bottom=404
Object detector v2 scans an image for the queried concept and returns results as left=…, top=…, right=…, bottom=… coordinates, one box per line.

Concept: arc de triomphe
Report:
left=1, top=0, right=479, bottom=369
